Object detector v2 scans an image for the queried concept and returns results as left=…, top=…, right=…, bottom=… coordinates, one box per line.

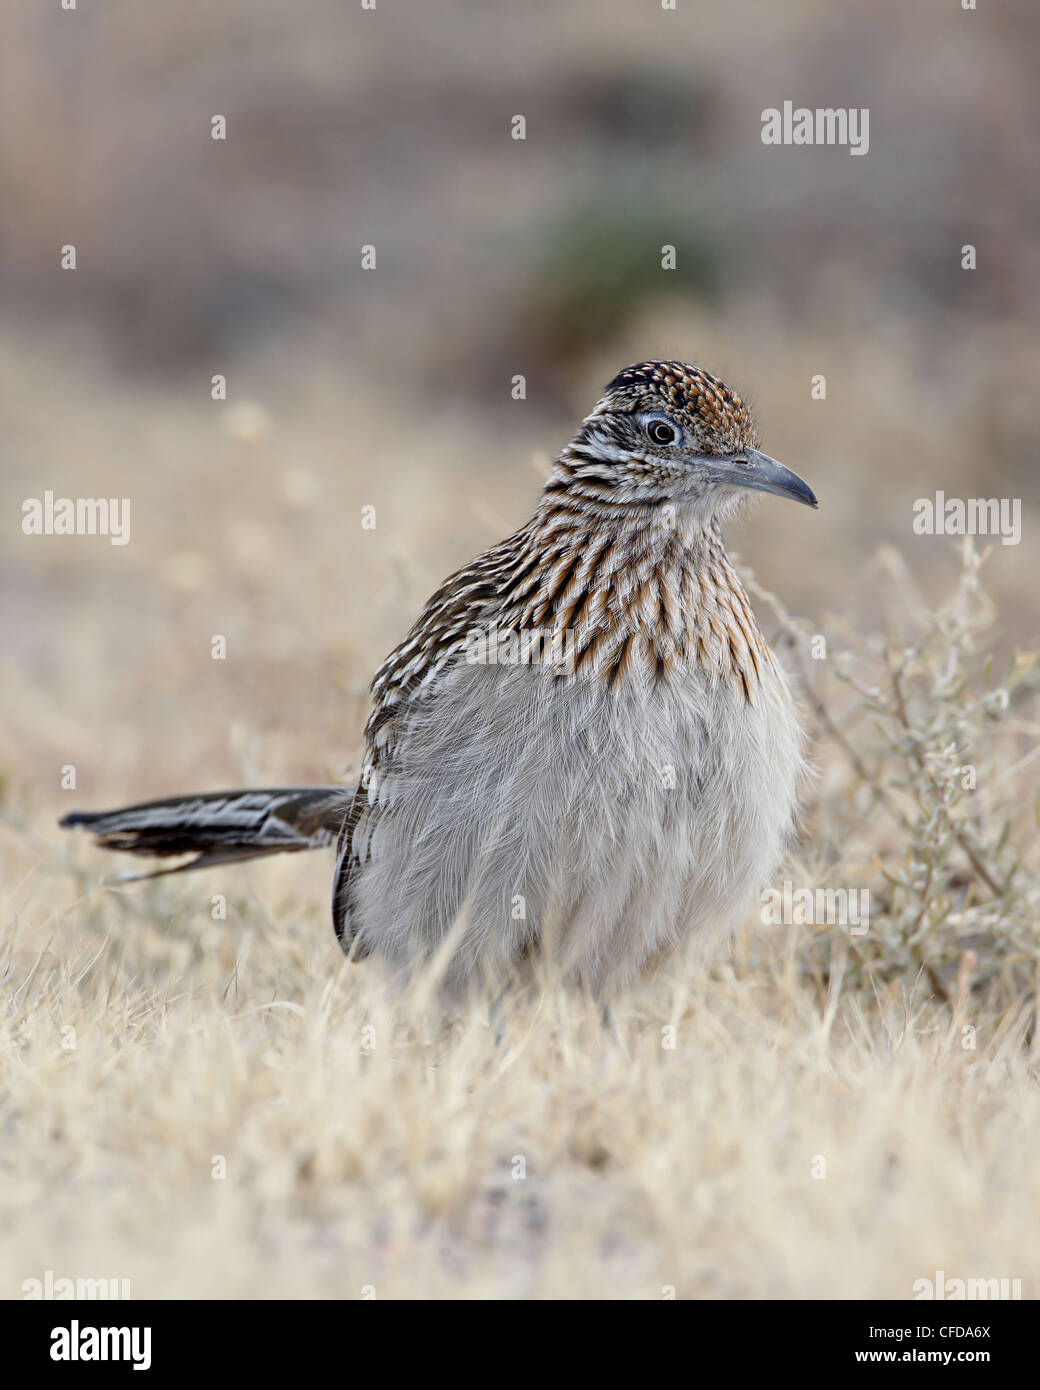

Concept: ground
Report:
left=2, top=327, right=1037, bottom=1298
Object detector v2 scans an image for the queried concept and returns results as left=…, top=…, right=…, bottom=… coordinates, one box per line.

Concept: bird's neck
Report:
left=498, top=495, right=771, bottom=694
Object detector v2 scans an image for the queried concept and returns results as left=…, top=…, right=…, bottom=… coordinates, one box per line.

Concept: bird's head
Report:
left=553, top=360, right=817, bottom=524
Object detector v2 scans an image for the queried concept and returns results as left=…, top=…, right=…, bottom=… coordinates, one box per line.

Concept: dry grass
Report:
left=4, top=351, right=1039, bottom=1295
left=2, top=864, right=1039, bottom=1300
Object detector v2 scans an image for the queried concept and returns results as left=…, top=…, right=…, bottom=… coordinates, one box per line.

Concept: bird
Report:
left=62, top=360, right=817, bottom=1000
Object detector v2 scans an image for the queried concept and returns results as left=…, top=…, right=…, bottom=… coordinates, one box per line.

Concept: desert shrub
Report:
left=750, top=540, right=1040, bottom=1019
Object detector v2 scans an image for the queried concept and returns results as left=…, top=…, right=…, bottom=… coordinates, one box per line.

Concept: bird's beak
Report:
left=707, top=448, right=818, bottom=508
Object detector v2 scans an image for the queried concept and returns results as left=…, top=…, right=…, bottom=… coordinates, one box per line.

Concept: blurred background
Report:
left=2, top=0, right=1038, bottom=814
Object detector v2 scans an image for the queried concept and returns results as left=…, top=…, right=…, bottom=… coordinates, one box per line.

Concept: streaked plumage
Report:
left=63, top=360, right=817, bottom=999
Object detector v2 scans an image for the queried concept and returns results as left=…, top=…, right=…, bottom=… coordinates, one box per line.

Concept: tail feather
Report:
left=60, top=787, right=351, bottom=878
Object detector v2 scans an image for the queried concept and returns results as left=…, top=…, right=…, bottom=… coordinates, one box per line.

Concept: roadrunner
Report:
left=63, top=361, right=817, bottom=998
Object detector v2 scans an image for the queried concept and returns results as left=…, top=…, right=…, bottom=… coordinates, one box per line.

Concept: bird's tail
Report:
left=60, top=787, right=351, bottom=879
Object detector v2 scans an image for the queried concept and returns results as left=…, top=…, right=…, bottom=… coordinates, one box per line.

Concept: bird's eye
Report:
left=645, top=419, right=677, bottom=446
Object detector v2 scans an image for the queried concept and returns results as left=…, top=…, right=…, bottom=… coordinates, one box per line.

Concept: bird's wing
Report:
left=332, top=528, right=528, bottom=952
